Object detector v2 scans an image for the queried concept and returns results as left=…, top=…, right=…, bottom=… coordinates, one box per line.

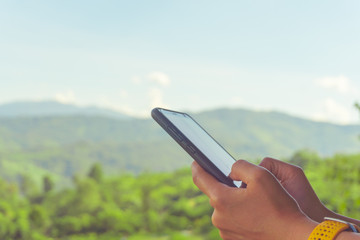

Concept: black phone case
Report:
left=151, top=108, right=237, bottom=187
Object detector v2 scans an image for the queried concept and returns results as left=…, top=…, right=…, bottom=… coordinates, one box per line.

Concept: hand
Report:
left=192, top=160, right=317, bottom=240
left=260, top=157, right=360, bottom=226
left=259, top=157, right=330, bottom=223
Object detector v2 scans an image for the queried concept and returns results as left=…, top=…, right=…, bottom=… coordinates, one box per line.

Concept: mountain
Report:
left=0, top=106, right=359, bottom=187
left=0, top=100, right=130, bottom=119
left=195, top=108, right=359, bottom=157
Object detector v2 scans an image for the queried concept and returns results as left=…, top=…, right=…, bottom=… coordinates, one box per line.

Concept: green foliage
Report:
left=304, top=152, right=360, bottom=219
left=42, top=175, right=54, bottom=193
left=0, top=164, right=219, bottom=239
left=288, top=149, right=321, bottom=168
left=0, top=108, right=358, bottom=239
left=88, top=163, right=103, bottom=183
left=19, top=174, right=39, bottom=198
left=355, top=102, right=360, bottom=113
left=0, top=153, right=359, bottom=239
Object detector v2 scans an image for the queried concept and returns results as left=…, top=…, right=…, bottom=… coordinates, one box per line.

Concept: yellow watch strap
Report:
left=308, top=220, right=349, bottom=240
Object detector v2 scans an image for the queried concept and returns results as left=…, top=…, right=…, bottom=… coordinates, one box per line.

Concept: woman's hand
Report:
left=260, top=157, right=360, bottom=226
left=259, top=157, right=328, bottom=222
left=192, top=160, right=317, bottom=240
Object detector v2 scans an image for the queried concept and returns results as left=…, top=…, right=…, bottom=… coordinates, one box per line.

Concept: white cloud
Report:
left=119, top=89, right=128, bottom=99
left=148, top=71, right=170, bottom=86
left=312, top=98, right=355, bottom=124
left=315, top=75, right=358, bottom=94
left=148, top=87, right=168, bottom=109
left=96, top=96, right=149, bottom=117
left=55, top=90, right=76, bottom=104
left=116, top=105, right=149, bottom=117
left=229, top=96, right=244, bottom=107
left=131, top=76, right=142, bottom=85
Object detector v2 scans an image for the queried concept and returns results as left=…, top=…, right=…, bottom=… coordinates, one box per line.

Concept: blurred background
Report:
left=0, top=1, right=359, bottom=239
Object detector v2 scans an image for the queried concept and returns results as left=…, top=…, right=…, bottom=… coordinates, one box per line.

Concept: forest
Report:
left=0, top=103, right=359, bottom=239
left=0, top=150, right=359, bottom=240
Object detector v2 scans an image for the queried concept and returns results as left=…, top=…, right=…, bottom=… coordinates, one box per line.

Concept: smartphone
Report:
left=151, top=107, right=242, bottom=188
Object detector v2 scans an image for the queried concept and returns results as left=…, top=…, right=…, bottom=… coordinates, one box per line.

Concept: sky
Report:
left=0, top=1, right=359, bottom=124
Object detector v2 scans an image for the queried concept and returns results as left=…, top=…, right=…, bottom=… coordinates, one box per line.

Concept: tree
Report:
left=355, top=102, right=360, bottom=113
left=88, top=163, right=103, bottom=183
left=355, top=102, right=360, bottom=140
left=43, top=175, right=55, bottom=193
left=18, top=174, right=38, bottom=198
left=288, top=149, right=320, bottom=168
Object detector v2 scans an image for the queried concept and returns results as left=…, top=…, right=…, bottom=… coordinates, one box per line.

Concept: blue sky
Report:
left=1, top=1, right=359, bottom=124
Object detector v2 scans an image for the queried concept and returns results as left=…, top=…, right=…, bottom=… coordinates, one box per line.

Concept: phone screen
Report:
left=159, top=109, right=242, bottom=187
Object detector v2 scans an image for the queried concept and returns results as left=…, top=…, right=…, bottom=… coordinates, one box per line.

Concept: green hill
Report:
left=0, top=100, right=129, bottom=119
left=0, top=107, right=358, bottom=186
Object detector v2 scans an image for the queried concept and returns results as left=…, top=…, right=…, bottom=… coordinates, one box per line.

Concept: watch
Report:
left=308, top=217, right=360, bottom=240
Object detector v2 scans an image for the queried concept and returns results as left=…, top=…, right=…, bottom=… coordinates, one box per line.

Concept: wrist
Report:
left=314, top=203, right=333, bottom=222
left=287, top=214, right=318, bottom=240
left=307, top=217, right=360, bottom=240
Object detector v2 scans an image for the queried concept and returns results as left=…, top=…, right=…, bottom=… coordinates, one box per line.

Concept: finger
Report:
left=191, top=161, right=229, bottom=199
left=259, top=157, right=299, bottom=182
left=230, top=159, right=264, bottom=184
